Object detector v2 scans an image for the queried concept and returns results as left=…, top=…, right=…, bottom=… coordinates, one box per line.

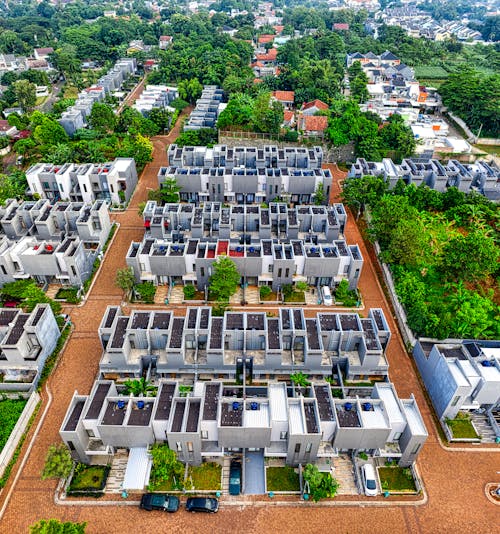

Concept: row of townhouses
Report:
left=184, top=86, right=224, bottom=131
left=0, top=198, right=111, bottom=287
left=60, top=379, right=427, bottom=469
left=96, top=307, right=388, bottom=382
left=0, top=304, right=60, bottom=391
left=0, top=47, right=54, bottom=77
left=59, top=58, right=137, bottom=136
left=162, top=144, right=326, bottom=204
left=26, top=158, right=138, bottom=205
left=348, top=157, right=499, bottom=200
left=413, top=339, right=500, bottom=439
left=127, top=201, right=362, bottom=291
left=133, top=84, right=179, bottom=116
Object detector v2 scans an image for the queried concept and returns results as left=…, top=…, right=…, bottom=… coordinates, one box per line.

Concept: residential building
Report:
left=272, top=91, right=295, bottom=110
left=59, top=58, right=137, bottom=136
left=300, top=100, right=329, bottom=116
left=33, top=47, right=54, bottom=61
left=133, top=85, right=179, bottom=116
left=159, top=35, right=173, bottom=49
left=348, top=157, right=500, bottom=200
left=413, top=339, right=500, bottom=436
left=127, top=200, right=362, bottom=290
left=184, top=86, right=224, bottom=131
left=26, top=158, right=138, bottom=205
left=0, top=304, right=60, bottom=391
left=0, top=120, right=18, bottom=137
left=61, top=377, right=426, bottom=468
left=0, top=198, right=111, bottom=287
left=297, top=115, right=328, bottom=138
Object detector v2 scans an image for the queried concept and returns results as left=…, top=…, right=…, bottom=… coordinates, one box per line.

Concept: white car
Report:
left=361, top=463, right=378, bottom=497
left=321, top=286, right=333, bottom=306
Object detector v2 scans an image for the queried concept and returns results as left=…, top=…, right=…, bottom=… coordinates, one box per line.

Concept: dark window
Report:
left=1, top=265, right=6, bottom=275
left=285, top=268, right=289, bottom=277
left=201, top=267, right=205, bottom=277
left=294, top=443, right=300, bottom=453
left=278, top=268, right=282, bottom=277
left=67, top=441, right=75, bottom=451
left=71, top=266, right=77, bottom=276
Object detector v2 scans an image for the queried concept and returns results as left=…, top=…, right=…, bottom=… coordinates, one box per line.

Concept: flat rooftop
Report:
left=127, top=401, right=153, bottom=426
left=63, top=400, right=85, bottom=432
left=85, top=383, right=111, bottom=420
left=154, top=383, right=175, bottom=421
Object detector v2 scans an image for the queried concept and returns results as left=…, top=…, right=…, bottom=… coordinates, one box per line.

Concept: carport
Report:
left=122, top=447, right=152, bottom=491
left=244, top=449, right=265, bottom=494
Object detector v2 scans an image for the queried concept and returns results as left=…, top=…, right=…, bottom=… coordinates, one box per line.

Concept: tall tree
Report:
left=13, top=80, right=36, bottom=113
left=89, top=103, right=117, bottom=133
left=41, top=444, right=73, bottom=480
left=208, top=256, right=241, bottom=301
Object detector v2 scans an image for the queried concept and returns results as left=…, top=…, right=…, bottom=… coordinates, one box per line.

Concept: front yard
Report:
left=266, top=466, right=300, bottom=492
left=67, top=464, right=109, bottom=497
left=446, top=412, right=480, bottom=440
left=378, top=466, right=417, bottom=493
left=187, top=462, right=221, bottom=490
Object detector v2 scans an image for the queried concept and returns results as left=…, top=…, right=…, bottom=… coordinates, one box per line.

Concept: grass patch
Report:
left=0, top=401, right=40, bottom=489
left=37, top=322, right=71, bottom=391
left=473, top=144, right=499, bottom=156
left=261, top=291, right=279, bottom=302
left=188, top=462, right=221, bottom=490
left=266, top=466, right=300, bottom=492
left=184, top=290, right=205, bottom=301
left=378, top=466, right=417, bottom=493
left=68, top=465, right=109, bottom=492
left=153, top=477, right=178, bottom=491
left=54, top=287, right=80, bottom=304
left=414, top=66, right=449, bottom=80
left=0, top=398, right=28, bottom=451
left=284, top=291, right=305, bottom=303
left=446, top=412, right=480, bottom=439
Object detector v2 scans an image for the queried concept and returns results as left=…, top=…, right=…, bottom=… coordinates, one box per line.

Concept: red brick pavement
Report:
left=0, top=162, right=498, bottom=534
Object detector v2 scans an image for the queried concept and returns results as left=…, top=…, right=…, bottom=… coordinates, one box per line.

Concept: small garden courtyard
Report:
left=378, top=465, right=417, bottom=493
left=187, top=462, right=221, bottom=490
left=266, top=466, right=300, bottom=492
left=446, top=412, right=480, bottom=440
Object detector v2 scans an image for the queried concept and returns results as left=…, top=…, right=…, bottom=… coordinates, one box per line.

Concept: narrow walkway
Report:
left=245, top=450, right=265, bottom=495
left=106, top=450, right=129, bottom=494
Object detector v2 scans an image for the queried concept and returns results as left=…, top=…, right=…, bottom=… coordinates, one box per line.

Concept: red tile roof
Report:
left=258, top=35, right=275, bottom=44
left=34, top=47, right=54, bottom=55
left=283, top=110, right=294, bottom=122
left=274, top=25, right=284, bottom=34
left=255, top=48, right=278, bottom=61
left=301, top=115, right=328, bottom=132
left=301, top=99, right=329, bottom=111
left=333, top=23, right=350, bottom=31
left=272, top=90, right=295, bottom=102
left=159, top=35, right=172, bottom=41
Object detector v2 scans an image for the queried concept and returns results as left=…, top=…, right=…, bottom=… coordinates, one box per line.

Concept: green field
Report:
left=414, top=66, right=449, bottom=80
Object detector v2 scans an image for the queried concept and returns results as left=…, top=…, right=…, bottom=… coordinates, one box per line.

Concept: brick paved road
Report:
left=0, top=155, right=498, bottom=534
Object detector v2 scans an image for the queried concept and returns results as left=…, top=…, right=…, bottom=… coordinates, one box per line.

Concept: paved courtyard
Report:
left=0, top=143, right=498, bottom=533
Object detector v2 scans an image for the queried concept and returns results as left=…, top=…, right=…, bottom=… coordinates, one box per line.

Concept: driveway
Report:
left=244, top=450, right=265, bottom=495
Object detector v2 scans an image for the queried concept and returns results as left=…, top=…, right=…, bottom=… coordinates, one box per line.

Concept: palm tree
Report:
left=290, top=372, right=310, bottom=395
left=123, top=377, right=156, bottom=397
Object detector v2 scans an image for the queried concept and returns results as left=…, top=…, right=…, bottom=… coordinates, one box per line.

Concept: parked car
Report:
left=361, top=464, right=378, bottom=497
left=321, top=286, right=333, bottom=306
left=140, top=493, right=180, bottom=512
left=185, top=497, right=219, bottom=513
left=229, top=460, right=242, bottom=495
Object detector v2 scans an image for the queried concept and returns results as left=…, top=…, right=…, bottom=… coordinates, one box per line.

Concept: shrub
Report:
left=134, top=282, right=156, bottom=303
left=183, top=285, right=196, bottom=299
left=41, top=444, right=73, bottom=480
left=259, top=285, right=271, bottom=299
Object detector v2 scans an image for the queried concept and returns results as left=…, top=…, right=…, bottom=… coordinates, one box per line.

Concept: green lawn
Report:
left=0, top=399, right=28, bottom=451
left=266, top=466, right=300, bottom=492
left=284, top=291, right=305, bottom=303
left=188, top=462, right=221, bottom=490
left=378, top=467, right=417, bottom=493
left=68, top=465, right=109, bottom=491
left=446, top=413, right=480, bottom=439
left=261, top=291, right=279, bottom=302
left=473, top=144, right=499, bottom=156
left=414, top=65, right=449, bottom=80
left=55, top=287, right=80, bottom=303
left=153, top=477, right=178, bottom=491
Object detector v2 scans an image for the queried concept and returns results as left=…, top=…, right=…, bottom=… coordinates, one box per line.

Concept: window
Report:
left=305, top=443, right=312, bottom=453
left=67, top=441, right=75, bottom=451
left=393, top=432, right=401, bottom=440
left=1, top=265, right=6, bottom=275
left=280, top=431, right=287, bottom=440
left=217, top=184, right=221, bottom=194
left=71, top=266, right=77, bottom=276
left=275, top=185, right=278, bottom=194
left=43, top=182, right=49, bottom=189
left=83, top=184, right=87, bottom=193
left=451, top=396, right=460, bottom=407
left=285, top=268, right=289, bottom=277
left=201, top=431, right=208, bottom=439
left=268, top=265, right=273, bottom=273
left=294, top=443, right=300, bottom=453
left=110, top=184, right=114, bottom=193
left=278, top=268, right=282, bottom=277
left=87, top=429, right=95, bottom=438
left=411, top=444, right=421, bottom=455
left=201, top=267, right=205, bottom=277
left=176, top=442, right=182, bottom=452
left=187, top=442, right=193, bottom=452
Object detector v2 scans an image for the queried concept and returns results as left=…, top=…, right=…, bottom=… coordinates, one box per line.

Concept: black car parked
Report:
left=185, top=497, right=219, bottom=513
left=139, top=493, right=180, bottom=512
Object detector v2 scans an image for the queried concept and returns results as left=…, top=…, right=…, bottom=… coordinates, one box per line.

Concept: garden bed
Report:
left=260, top=291, right=279, bottom=302
left=266, top=466, right=300, bottom=492
left=187, top=462, right=221, bottom=490
left=284, top=291, right=305, bottom=303
left=184, top=291, right=205, bottom=301
left=446, top=412, right=480, bottom=440
left=54, top=287, right=80, bottom=304
left=0, top=398, right=28, bottom=452
left=67, top=464, right=110, bottom=497
left=378, top=466, right=417, bottom=493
